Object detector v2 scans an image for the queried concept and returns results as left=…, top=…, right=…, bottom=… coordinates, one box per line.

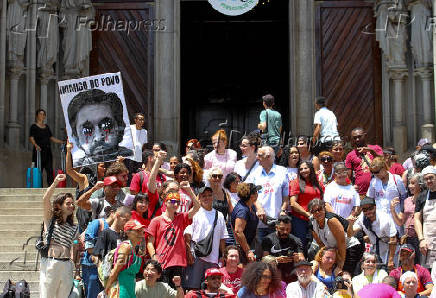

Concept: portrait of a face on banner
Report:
left=58, top=72, right=134, bottom=168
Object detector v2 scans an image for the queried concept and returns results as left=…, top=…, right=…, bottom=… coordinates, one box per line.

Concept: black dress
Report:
left=30, top=124, right=54, bottom=185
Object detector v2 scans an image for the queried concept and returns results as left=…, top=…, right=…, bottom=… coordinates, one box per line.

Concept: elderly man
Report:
left=246, top=146, right=289, bottom=245
left=414, top=166, right=436, bottom=269
left=286, top=260, right=328, bottom=298
left=389, top=244, right=433, bottom=296
left=348, top=197, right=397, bottom=270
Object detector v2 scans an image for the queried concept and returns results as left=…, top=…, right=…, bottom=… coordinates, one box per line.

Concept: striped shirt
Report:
left=44, top=220, right=78, bottom=250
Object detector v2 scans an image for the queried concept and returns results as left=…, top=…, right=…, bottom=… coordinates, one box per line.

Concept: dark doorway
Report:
left=181, top=1, right=289, bottom=152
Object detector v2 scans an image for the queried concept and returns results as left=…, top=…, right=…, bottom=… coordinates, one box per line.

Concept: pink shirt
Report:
left=345, top=145, right=383, bottom=195
left=204, top=149, right=237, bottom=178
left=404, top=196, right=417, bottom=237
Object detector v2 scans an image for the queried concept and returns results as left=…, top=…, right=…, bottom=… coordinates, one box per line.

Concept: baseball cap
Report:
left=400, top=244, right=415, bottom=253
left=123, top=220, right=146, bottom=232
left=204, top=268, right=224, bottom=279
left=360, top=196, right=376, bottom=206
left=104, top=176, right=121, bottom=187
left=422, top=166, right=436, bottom=176
left=294, top=260, right=313, bottom=268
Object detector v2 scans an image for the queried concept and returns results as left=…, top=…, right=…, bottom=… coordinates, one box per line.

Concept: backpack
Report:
left=98, top=241, right=134, bottom=287
left=0, top=280, right=30, bottom=298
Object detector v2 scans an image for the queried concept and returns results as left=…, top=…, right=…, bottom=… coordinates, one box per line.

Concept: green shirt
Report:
left=135, top=280, right=178, bottom=298
left=260, top=109, right=282, bottom=145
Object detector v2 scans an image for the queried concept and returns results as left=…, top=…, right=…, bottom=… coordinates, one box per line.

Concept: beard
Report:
left=297, top=274, right=312, bottom=285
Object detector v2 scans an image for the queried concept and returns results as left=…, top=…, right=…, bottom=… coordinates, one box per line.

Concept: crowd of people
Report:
left=34, top=95, right=436, bottom=298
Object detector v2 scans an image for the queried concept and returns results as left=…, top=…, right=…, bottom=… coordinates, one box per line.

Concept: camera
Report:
left=334, top=276, right=347, bottom=291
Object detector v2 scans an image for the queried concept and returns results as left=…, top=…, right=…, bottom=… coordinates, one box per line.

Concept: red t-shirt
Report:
left=130, top=170, right=166, bottom=194
left=389, top=163, right=405, bottom=176
left=147, top=212, right=192, bottom=269
left=389, top=264, right=433, bottom=293
left=131, top=191, right=162, bottom=227
left=289, top=179, right=325, bottom=221
left=345, top=145, right=383, bottom=195
left=219, top=267, right=243, bottom=294
left=185, top=290, right=236, bottom=298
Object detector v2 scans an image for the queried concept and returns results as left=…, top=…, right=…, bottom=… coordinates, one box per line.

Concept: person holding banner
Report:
left=29, top=109, right=65, bottom=186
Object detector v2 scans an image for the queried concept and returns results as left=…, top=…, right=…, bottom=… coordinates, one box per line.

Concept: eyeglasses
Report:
left=362, top=205, right=375, bottom=212
left=261, top=274, right=272, bottom=280
left=212, top=174, right=223, bottom=179
left=168, top=199, right=180, bottom=205
left=311, top=207, right=324, bottom=214
left=320, top=157, right=333, bottom=162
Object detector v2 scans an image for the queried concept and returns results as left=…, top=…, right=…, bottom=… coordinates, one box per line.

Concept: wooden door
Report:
left=316, top=1, right=382, bottom=144
left=90, top=1, right=155, bottom=139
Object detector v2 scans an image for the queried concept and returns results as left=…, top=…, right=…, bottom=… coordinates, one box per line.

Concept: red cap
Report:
left=123, top=220, right=146, bottom=232
left=204, top=268, right=223, bottom=279
left=104, top=176, right=121, bottom=187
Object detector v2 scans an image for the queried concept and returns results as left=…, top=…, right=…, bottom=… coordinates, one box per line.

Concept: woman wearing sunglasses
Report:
left=367, top=157, right=408, bottom=223
left=289, top=161, right=325, bottom=249
left=308, top=199, right=362, bottom=274
left=317, top=151, right=335, bottom=186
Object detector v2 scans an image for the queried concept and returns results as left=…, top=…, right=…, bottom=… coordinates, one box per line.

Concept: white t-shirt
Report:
left=287, top=168, right=299, bottom=182
left=234, top=158, right=260, bottom=181
left=353, top=210, right=397, bottom=264
left=366, top=173, right=407, bottom=216
left=313, top=107, right=338, bottom=142
left=178, top=189, right=192, bottom=213
left=286, top=279, right=327, bottom=298
left=324, top=181, right=359, bottom=218
left=184, top=207, right=228, bottom=264
left=226, top=189, right=239, bottom=208
left=130, top=125, right=148, bottom=162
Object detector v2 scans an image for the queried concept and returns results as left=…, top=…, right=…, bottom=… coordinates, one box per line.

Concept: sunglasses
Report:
left=362, top=205, right=375, bottom=212
left=212, top=174, right=223, bottom=179
left=320, top=157, right=333, bottom=162
left=168, top=199, right=180, bottom=205
left=311, top=207, right=324, bottom=214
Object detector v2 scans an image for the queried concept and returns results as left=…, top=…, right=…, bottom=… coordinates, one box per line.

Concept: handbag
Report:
left=35, top=217, right=56, bottom=258
left=193, top=211, right=218, bottom=257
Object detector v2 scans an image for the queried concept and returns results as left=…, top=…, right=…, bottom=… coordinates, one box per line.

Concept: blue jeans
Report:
left=82, top=265, right=103, bottom=298
left=291, top=217, right=310, bottom=251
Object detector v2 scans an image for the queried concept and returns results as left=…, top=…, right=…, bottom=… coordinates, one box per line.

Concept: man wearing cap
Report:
left=77, top=176, right=125, bottom=220
left=345, top=127, right=383, bottom=198
left=146, top=189, right=200, bottom=289
left=184, top=185, right=228, bottom=290
left=347, top=197, right=398, bottom=270
left=414, top=165, right=436, bottom=269
left=246, top=146, right=289, bottom=245
left=312, top=96, right=339, bottom=155
left=285, top=260, right=328, bottom=298
left=389, top=244, right=433, bottom=296
left=185, top=268, right=236, bottom=298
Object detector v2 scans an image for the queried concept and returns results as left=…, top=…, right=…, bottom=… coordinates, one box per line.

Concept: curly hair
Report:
left=298, top=161, right=323, bottom=197
left=278, top=145, right=300, bottom=168
left=237, top=183, right=252, bottom=202
left=67, top=89, right=125, bottom=143
left=185, top=157, right=204, bottom=185
left=106, top=161, right=128, bottom=177
left=174, top=163, right=192, bottom=180
left=240, top=262, right=282, bottom=294
left=314, top=247, right=339, bottom=265
left=52, top=193, right=74, bottom=225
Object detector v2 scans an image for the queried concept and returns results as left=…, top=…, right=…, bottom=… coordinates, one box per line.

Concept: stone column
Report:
left=0, top=0, right=7, bottom=147
left=7, top=69, right=23, bottom=149
left=289, top=0, right=315, bottom=136
left=154, top=0, right=180, bottom=155
left=389, top=68, right=408, bottom=153
left=415, top=67, right=435, bottom=142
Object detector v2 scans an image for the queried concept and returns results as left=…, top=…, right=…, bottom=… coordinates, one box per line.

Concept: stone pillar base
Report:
left=6, top=122, right=21, bottom=149
left=393, top=125, right=408, bottom=154
left=421, top=124, right=435, bottom=143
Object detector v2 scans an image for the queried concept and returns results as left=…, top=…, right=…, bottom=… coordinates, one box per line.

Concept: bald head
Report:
left=257, top=146, right=275, bottom=170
